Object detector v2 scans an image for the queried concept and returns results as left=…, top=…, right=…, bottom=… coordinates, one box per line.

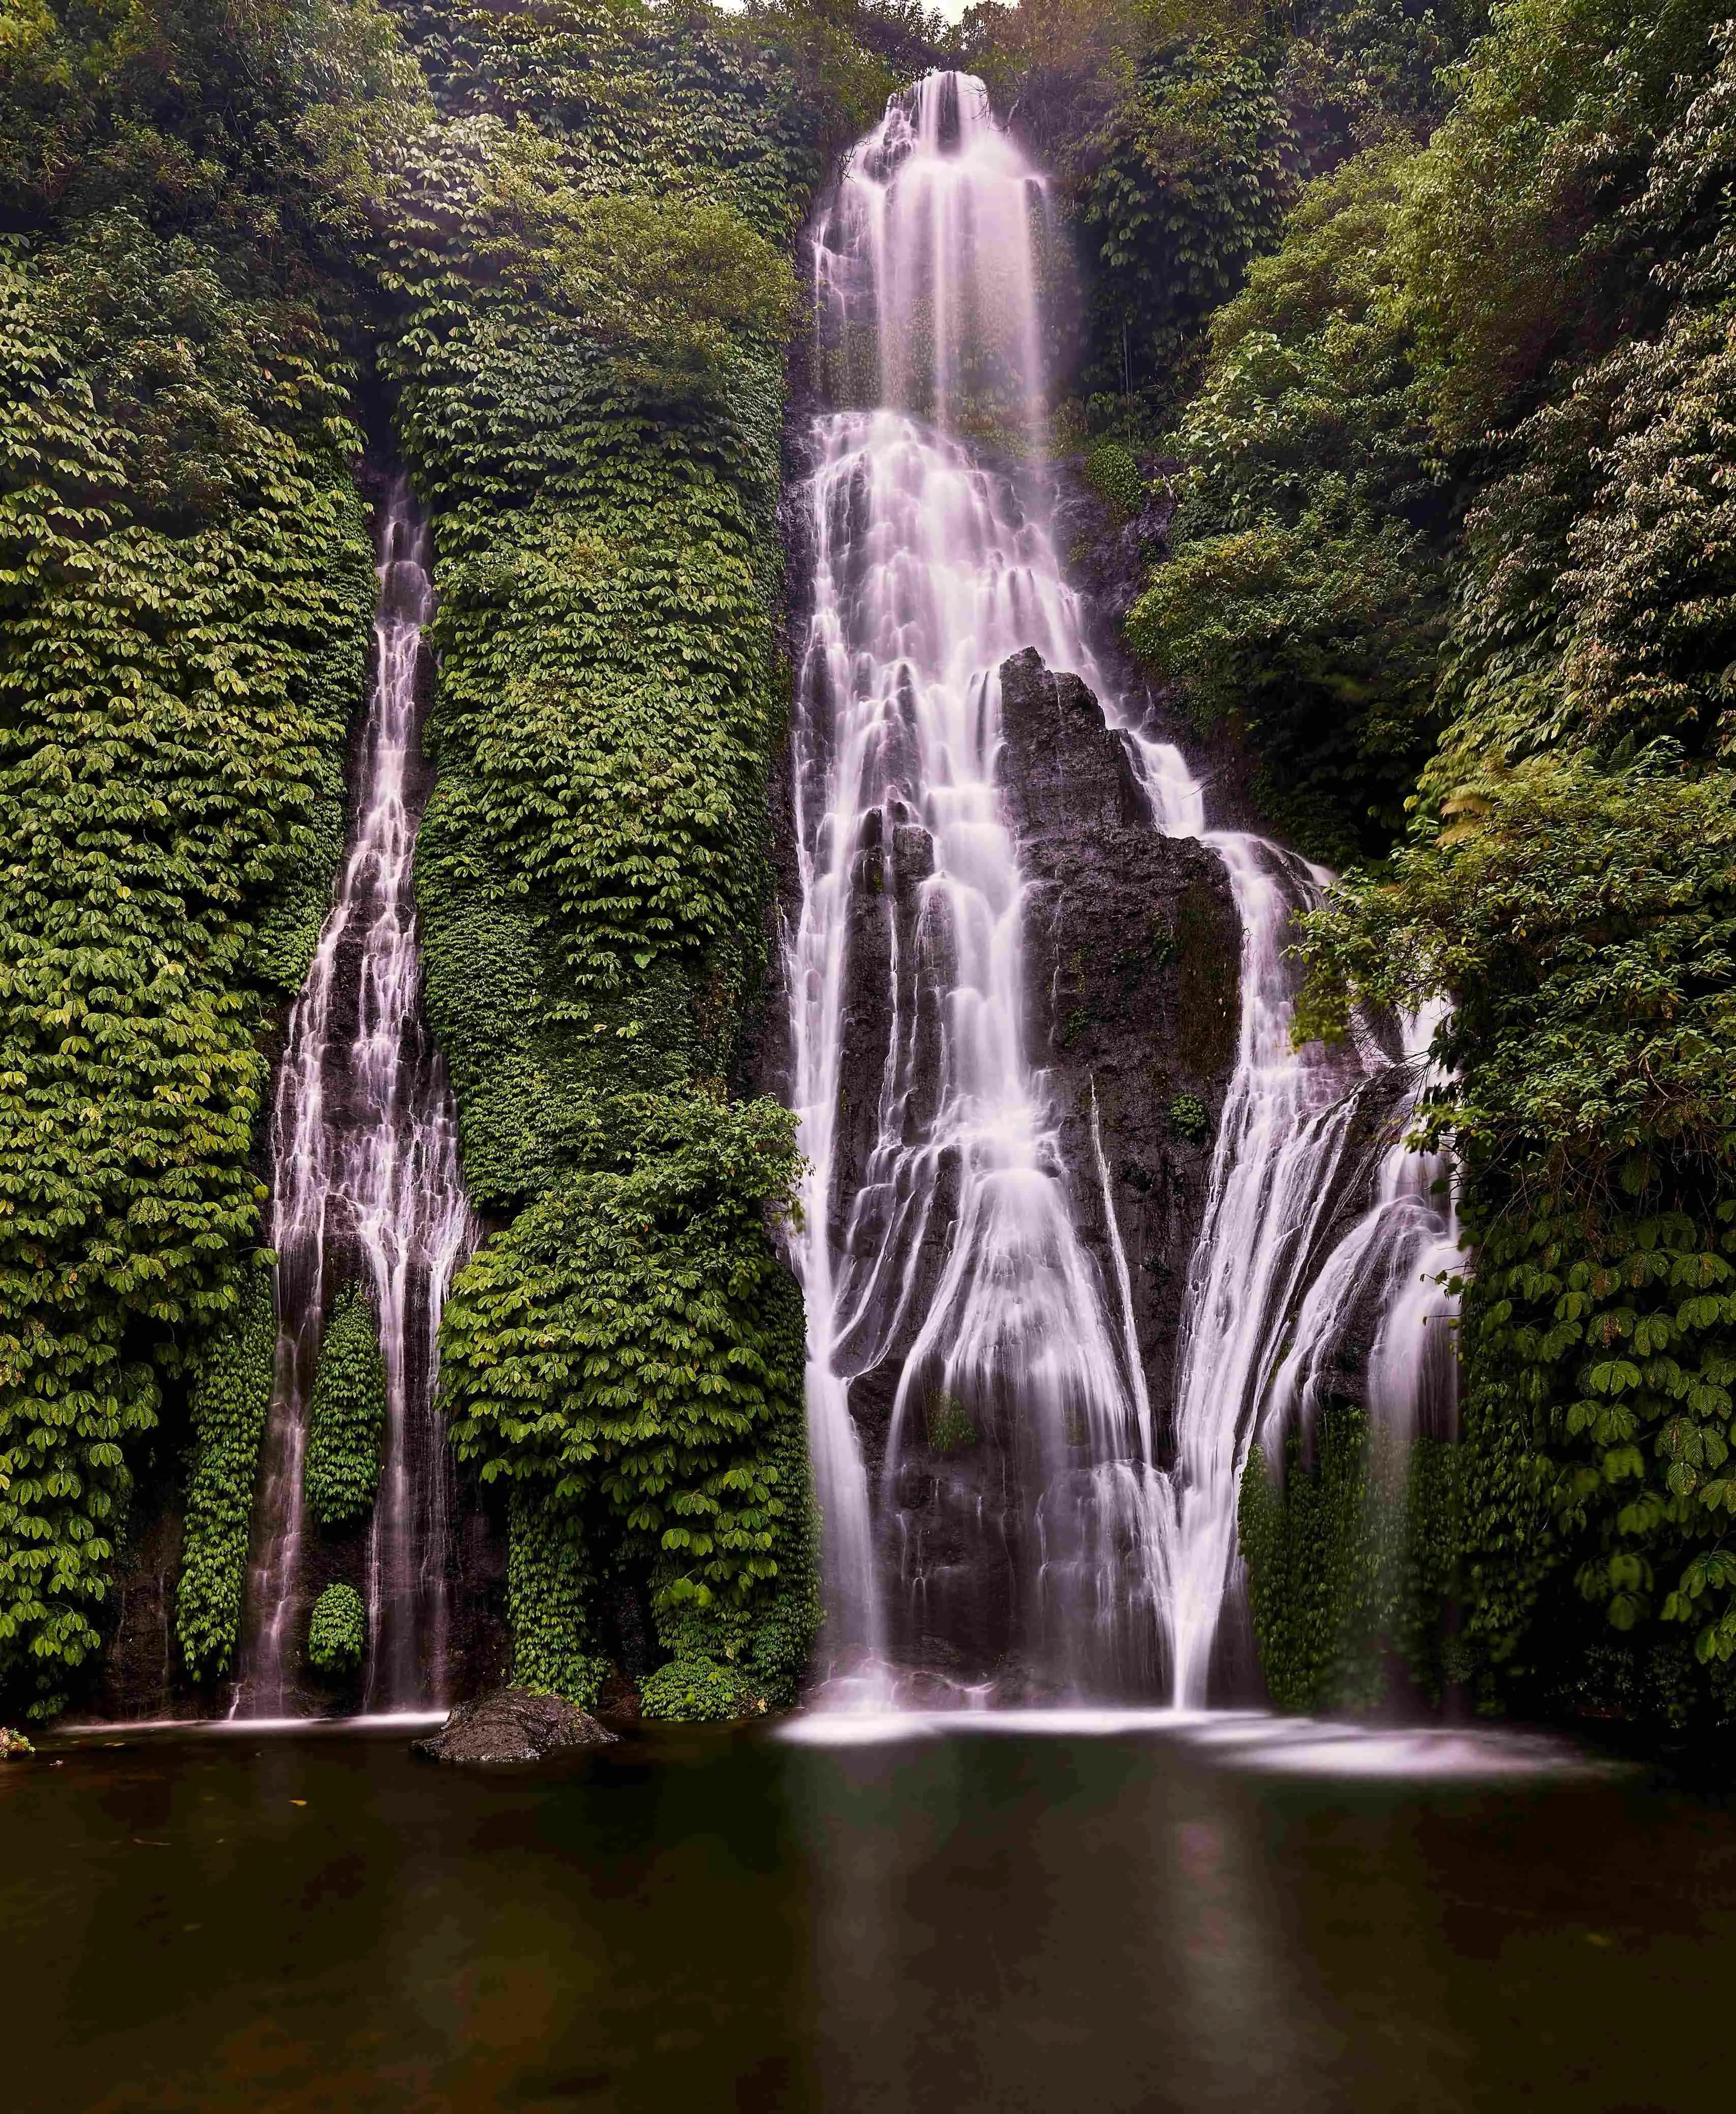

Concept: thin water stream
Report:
left=234, top=482, right=475, bottom=1718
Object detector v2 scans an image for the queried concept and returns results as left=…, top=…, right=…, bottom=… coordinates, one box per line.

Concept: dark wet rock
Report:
left=996, top=646, right=1242, bottom=1450
left=412, top=1687, right=617, bottom=1764
left=1048, top=457, right=1272, bottom=839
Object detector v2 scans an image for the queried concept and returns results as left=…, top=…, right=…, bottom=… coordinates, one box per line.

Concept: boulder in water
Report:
left=412, top=1688, right=616, bottom=1764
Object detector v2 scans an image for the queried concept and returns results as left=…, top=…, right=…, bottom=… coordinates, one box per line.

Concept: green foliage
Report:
left=1391, top=0, right=1731, bottom=449
left=0, top=0, right=430, bottom=252
left=1276, top=0, right=1480, bottom=180
left=640, top=1655, right=765, bottom=1722
left=303, top=1284, right=387, bottom=1530
left=505, top=1486, right=608, bottom=1709
left=1238, top=1408, right=1461, bottom=1710
left=745, top=0, right=950, bottom=158
left=0, top=212, right=373, bottom=1713
left=1074, top=38, right=1295, bottom=412
left=1083, top=436, right=1148, bottom=516
left=1289, top=17, right=1736, bottom=1717
left=387, top=0, right=827, bottom=1706
left=1168, top=1092, right=1210, bottom=1142
left=306, top=1580, right=366, bottom=1674
left=0, top=1726, right=33, bottom=1757
left=1129, top=148, right=1449, bottom=859
left=475, top=137, right=799, bottom=399
left=926, top=1393, right=980, bottom=1455
left=176, top=1267, right=277, bottom=1686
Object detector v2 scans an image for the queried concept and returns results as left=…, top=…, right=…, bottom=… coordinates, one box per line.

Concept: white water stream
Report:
left=789, top=73, right=1457, bottom=1706
left=233, top=482, right=475, bottom=1717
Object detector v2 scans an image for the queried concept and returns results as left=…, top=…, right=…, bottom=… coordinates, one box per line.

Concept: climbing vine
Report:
left=304, top=1285, right=388, bottom=1529
left=1239, top=1408, right=1461, bottom=1712
left=386, top=0, right=828, bottom=1718
left=505, top=1488, right=609, bottom=1709
left=175, top=1269, right=278, bottom=1687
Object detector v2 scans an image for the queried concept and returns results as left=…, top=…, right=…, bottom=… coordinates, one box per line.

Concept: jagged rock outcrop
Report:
left=412, top=1687, right=616, bottom=1763
left=995, top=647, right=1242, bottom=1445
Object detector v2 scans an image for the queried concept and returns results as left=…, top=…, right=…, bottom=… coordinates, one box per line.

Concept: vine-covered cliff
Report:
left=0, top=0, right=918, bottom=1725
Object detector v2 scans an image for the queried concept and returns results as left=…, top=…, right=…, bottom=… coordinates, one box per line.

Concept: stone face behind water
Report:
left=412, top=1688, right=617, bottom=1763
left=994, top=646, right=1242, bottom=1443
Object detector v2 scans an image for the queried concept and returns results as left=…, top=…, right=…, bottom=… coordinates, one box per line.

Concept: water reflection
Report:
left=3, top=1719, right=1729, bottom=2112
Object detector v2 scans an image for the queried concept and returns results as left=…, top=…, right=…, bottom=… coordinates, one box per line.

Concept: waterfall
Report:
left=1253, top=1005, right=1462, bottom=1463
left=233, top=479, right=476, bottom=1718
left=790, top=71, right=1456, bottom=1708
left=790, top=75, right=1193, bottom=1699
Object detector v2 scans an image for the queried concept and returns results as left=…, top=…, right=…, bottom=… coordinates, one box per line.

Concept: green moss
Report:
left=304, top=1284, right=387, bottom=1530
left=392, top=3, right=826, bottom=1706
left=307, top=1582, right=366, bottom=1674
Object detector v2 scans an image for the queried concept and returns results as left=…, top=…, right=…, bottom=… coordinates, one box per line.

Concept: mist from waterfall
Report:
left=233, top=481, right=475, bottom=1718
left=788, top=71, right=1458, bottom=1708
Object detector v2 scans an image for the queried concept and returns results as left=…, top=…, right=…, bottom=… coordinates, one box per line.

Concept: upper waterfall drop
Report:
left=787, top=70, right=1457, bottom=1711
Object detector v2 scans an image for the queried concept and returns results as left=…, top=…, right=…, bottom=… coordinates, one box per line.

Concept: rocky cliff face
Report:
left=995, top=647, right=1241, bottom=1450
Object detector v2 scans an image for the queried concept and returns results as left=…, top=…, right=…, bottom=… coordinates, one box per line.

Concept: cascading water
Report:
left=1254, top=1004, right=1462, bottom=1462
left=1161, top=874, right=1451, bottom=1702
left=233, top=479, right=475, bottom=1718
left=790, top=75, right=1185, bottom=1697
left=789, top=71, right=1456, bottom=1708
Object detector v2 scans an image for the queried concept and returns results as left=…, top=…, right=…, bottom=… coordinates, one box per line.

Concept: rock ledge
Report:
left=413, top=1687, right=617, bottom=1764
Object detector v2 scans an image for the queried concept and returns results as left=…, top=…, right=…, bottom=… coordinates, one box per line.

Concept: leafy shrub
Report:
left=307, top=1582, right=366, bottom=1674
left=1168, top=1093, right=1211, bottom=1143
left=1129, top=148, right=1449, bottom=861
left=639, top=1654, right=764, bottom=1722
left=1083, top=437, right=1146, bottom=517
left=442, top=1097, right=808, bottom=1618
left=1074, top=38, right=1294, bottom=411
left=304, top=1285, right=387, bottom=1529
